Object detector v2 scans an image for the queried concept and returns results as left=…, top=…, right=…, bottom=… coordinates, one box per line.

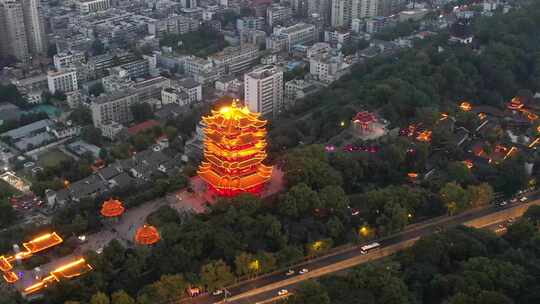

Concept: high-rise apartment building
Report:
left=291, top=0, right=308, bottom=17
left=22, top=0, right=46, bottom=55
left=308, top=0, right=330, bottom=25
left=244, top=65, right=283, bottom=118
left=352, top=0, right=378, bottom=20
left=378, top=0, right=405, bottom=17
left=0, top=0, right=29, bottom=62
left=331, top=0, right=350, bottom=28
left=0, top=0, right=46, bottom=62
left=331, top=0, right=379, bottom=28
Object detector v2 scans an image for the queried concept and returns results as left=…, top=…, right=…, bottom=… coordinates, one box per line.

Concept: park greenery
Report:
left=0, top=84, right=30, bottom=109
left=286, top=210, right=540, bottom=304
left=3, top=2, right=540, bottom=304
left=0, top=180, right=18, bottom=229
left=159, top=28, right=228, bottom=58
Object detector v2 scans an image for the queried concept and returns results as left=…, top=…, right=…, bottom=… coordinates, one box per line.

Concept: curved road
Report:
left=178, top=197, right=539, bottom=304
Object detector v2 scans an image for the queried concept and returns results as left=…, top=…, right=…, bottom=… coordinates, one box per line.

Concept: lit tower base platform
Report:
left=197, top=101, right=273, bottom=197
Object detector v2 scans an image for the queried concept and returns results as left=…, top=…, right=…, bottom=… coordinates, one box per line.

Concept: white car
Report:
left=499, top=201, right=507, bottom=206
left=96, top=247, right=103, bottom=254
left=285, top=269, right=295, bottom=276
left=519, top=196, right=528, bottom=202
left=299, top=268, right=309, bottom=274
left=212, top=290, right=223, bottom=296
left=278, top=289, right=289, bottom=296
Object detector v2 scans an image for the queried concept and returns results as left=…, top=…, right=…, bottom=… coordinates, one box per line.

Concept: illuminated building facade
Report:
left=197, top=101, right=273, bottom=197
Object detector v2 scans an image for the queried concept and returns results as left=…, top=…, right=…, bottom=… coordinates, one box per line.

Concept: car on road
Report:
left=519, top=196, right=528, bottom=202
left=299, top=268, right=309, bottom=274
left=510, top=198, right=518, bottom=203
left=96, top=247, right=103, bottom=254
left=499, top=201, right=508, bottom=206
left=278, top=289, right=289, bottom=296
left=212, top=289, right=223, bottom=296
left=286, top=269, right=295, bottom=276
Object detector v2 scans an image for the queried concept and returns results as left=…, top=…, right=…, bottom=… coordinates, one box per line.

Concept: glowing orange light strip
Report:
left=23, top=258, right=92, bottom=294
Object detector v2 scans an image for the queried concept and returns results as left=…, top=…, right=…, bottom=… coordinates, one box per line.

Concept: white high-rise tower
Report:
left=244, top=65, right=284, bottom=118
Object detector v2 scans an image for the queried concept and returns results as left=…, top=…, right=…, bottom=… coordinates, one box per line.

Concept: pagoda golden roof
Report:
left=202, top=103, right=267, bottom=130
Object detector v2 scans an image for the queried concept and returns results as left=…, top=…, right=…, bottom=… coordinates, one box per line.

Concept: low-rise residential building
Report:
left=148, top=14, right=200, bottom=37
left=307, top=42, right=331, bottom=58
left=324, top=29, right=351, bottom=46
left=65, top=91, right=83, bottom=108
left=75, top=0, right=110, bottom=14
left=183, top=55, right=222, bottom=84
left=215, top=76, right=242, bottom=94
left=100, top=122, right=125, bottom=140
left=365, top=16, right=396, bottom=34
left=177, top=78, right=202, bottom=103
left=274, top=23, right=316, bottom=51
left=47, top=122, right=82, bottom=139
left=309, top=51, right=351, bottom=83
left=110, top=59, right=150, bottom=79
left=284, top=79, right=322, bottom=104
left=87, top=52, right=138, bottom=79
left=240, top=30, right=267, bottom=47
left=91, top=89, right=140, bottom=128
left=210, top=44, right=259, bottom=75
left=236, top=16, right=265, bottom=31
left=1, top=119, right=54, bottom=151
left=266, top=34, right=289, bottom=53
left=266, top=4, right=292, bottom=28
left=133, top=76, right=171, bottom=103
left=161, top=87, right=190, bottom=106
left=53, top=51, right=86, bottom=70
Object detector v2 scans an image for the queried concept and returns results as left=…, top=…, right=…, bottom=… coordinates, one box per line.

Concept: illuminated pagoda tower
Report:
left=352, top=111, right=376, bottom=134
left=197, top=100, right=273, bottom=197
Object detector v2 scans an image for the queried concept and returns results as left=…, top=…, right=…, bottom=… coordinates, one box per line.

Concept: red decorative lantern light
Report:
left=134, top=225, right=160, bottom=245
left=100, top=199, right=125, bottom=218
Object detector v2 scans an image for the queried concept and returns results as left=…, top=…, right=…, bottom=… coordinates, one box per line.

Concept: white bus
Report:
left=360, top=242, right=380, bottom=254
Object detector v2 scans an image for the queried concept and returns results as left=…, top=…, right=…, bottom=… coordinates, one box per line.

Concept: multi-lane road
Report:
left=178, top=197, right=539, bottom=304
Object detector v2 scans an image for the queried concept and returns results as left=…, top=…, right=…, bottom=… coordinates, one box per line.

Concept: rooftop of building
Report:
left=246, top=65, right=280, bottom=79
left=178, top=78, right=200, bottom=89
left=1, top=119, right=53, bottom=140
left=280, top=23, right=315, bottom=34
left=133, top=76, right=170, bottom=89
left=47, top=69, right=75, bottom=77
left=92, top=89, right=138, bottom=104
left=127, top=120, right=160, bottom=136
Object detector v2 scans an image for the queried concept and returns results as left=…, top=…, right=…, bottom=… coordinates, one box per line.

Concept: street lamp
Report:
left=312, top=240, right=323, bottom=251
left=359, top=226, right=369, bottom=237
left=249, top=260, right=260, bottom=272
